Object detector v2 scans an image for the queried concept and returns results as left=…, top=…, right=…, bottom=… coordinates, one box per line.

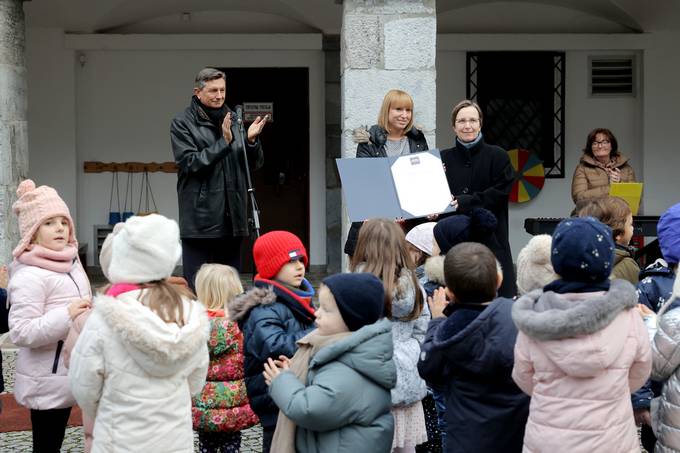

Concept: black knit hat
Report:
left=433, top=208, right=498, bottom=254
left=322, top=273, right=385, bottom=332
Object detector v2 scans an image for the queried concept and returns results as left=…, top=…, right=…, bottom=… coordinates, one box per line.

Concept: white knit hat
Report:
left=405, top=222, right=437, bottom=256
left=107, top=214, right=182, bottom=284
left=516, top=234, right=559, bottom=296
left=99, top=222, right=125, bottom=281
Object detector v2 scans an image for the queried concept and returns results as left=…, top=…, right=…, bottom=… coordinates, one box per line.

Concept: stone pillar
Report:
left=0, top=0, right=28, bottom=264
left=340, top=0, right=437, bottom=269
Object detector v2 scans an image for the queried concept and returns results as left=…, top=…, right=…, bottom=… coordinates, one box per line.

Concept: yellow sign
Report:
left=609, top=182, right=643, bottom=215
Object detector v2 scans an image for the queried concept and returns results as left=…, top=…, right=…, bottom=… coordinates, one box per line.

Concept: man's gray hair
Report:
left=195, top=68, right=226, bottom=89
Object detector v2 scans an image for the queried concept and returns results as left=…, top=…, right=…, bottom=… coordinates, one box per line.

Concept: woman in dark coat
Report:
left=439, top=100, right=516, bottom=297
left=343, top=89, right=429, bottom=256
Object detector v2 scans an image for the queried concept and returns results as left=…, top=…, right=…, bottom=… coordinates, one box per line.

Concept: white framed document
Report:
left=336, top=150, right=454, bottom=222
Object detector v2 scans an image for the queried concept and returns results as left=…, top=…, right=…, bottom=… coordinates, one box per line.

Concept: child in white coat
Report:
left=69, top=214, right=210, bottom=452
left=7, top=179, right=91, bottom=451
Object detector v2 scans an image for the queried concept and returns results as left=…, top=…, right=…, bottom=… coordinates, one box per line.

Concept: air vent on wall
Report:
left=589, top=56, right=635, bottom=97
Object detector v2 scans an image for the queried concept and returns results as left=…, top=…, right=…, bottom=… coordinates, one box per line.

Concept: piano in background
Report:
left=524, top=216, right=661, bottom=263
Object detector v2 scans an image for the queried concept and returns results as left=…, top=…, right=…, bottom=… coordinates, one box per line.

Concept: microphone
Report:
left=234, top=105, right=243, bottom=124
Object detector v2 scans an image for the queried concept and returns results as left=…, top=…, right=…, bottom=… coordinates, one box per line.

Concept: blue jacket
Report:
left=418, top=298, right=529, bottom=453
left=269, top=319, right=397, bottom=453
left=227, top=278, right=316, bottom=428
left=632, top=259, right=676, bottom=410
left=637, top=259, right=676, bottom=312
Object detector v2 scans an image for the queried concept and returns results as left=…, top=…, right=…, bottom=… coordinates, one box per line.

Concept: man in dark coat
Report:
left=171, top=68, right=267, bottom=290
left=440, top=100, right=516, bottom=297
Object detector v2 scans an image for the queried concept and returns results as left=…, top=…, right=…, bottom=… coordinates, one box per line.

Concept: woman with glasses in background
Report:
left=571, top=128, right=636, bottom=203
left=440, top=99, right=516, bottom=297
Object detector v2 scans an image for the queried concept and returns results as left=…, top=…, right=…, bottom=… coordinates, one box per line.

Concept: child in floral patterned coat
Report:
left=193, top=264, right=259, bottom=453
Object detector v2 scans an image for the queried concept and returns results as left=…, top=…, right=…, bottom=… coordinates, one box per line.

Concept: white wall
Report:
left=642, top=31, right=680, bottom=216
left=437, top=35, right=646, bottom=261
left=25, top=28, right=78, bottom=221
left=26, top=32, right=326, bottom=266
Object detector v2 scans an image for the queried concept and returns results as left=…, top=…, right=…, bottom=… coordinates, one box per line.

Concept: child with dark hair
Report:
left=577, top=195, right=639, bottom=284
left=512, top=217, right=650, bottom=452
left=418, top=242, right=529, bottom=453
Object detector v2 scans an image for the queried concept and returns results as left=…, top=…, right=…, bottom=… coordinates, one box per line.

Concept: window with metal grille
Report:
left=589, top=56, right=635, bottom=97
left=467, top=51, right=566, bottom=178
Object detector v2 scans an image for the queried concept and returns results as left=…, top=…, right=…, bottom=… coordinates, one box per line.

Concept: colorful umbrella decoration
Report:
left=508, top=148, right=545, bottom=203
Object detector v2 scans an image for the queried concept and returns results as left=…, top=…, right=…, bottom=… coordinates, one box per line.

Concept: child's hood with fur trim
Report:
left=93, top=290, right=209, bottom=377
left=423, top=255, right=446, bottom=286
left=512, top=279, right=638, bottom=377
left=226, top=286, right=277, bottom=322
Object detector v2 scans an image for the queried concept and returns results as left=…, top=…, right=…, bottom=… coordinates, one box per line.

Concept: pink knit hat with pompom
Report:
left=12, top=179, right=76, bottom=257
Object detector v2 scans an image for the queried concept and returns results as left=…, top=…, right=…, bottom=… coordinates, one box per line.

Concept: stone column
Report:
left=0, top=0, right=28, bottom=264
left=340, top=0, right=437, bottom=269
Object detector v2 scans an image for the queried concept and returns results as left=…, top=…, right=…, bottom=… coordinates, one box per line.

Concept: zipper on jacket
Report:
left=52, top=340, right=64, bottom=373
left=67, top=271, right=83, bottom=297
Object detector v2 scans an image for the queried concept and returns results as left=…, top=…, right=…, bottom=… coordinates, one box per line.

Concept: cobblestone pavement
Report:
left=0, top=350, right=263, bottom=452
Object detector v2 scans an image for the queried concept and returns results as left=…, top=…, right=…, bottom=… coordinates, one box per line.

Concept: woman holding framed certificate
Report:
left=343, top=89, right=430, bottom=257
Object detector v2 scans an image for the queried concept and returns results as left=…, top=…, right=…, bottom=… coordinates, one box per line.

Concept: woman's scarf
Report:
left=17, top=244, right=77, bottom=273
left=271, top=329, right=352, bottom=453
left=456, top=131, right=483, bottom=148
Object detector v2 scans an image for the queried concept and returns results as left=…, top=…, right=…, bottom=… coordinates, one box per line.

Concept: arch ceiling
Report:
left=23, top=0, right=680, bottom=34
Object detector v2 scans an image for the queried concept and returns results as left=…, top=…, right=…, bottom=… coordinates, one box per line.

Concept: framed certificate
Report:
left=336, top=150, right=454, bottom=222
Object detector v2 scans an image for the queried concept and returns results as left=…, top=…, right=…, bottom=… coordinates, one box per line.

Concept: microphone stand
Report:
left=235, top=107, right=261, bottom=238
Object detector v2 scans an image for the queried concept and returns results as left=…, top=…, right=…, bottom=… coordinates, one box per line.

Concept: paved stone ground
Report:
left=0, top=269, right=334, bottom=452
left=0, top=349, right=263, bottom=452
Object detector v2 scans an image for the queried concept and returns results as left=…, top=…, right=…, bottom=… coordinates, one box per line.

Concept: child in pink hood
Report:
left=512, top=216, right=651, bottom=452
left=7, top=179, right=92, bottom=452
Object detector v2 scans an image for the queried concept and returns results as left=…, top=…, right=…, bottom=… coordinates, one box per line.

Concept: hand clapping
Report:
left=247, top=114, right=269, bottom=144
left=263, top=355, right=290, bottom=387
left=222, top=112, right=233, bottom=143
left=428, top=287, right=449, bottom=319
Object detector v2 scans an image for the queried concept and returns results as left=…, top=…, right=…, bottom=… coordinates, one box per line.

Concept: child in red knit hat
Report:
left=226, top=231, right=315, bottom=453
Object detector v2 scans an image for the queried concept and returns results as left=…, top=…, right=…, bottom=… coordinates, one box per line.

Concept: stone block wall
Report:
left=340, top=0, right=437, bottom=269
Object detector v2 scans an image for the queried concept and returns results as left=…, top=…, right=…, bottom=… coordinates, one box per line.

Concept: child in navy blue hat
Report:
left=264, top=273, right=396, bottom=453
left=433, top=208, right=516, bottom=297
left=511, top=216, right=650, bottom=453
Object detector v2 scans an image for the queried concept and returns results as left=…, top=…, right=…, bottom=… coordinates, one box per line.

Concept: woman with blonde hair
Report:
left=344, top=89, right=430, bottom=257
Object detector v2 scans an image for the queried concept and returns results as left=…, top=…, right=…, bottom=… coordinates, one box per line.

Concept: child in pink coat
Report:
left=7, top=180, right=92, bottom=451
left=512, top=217, right=651, bottom=452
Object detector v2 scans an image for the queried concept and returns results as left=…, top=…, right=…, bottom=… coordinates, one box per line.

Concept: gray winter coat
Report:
left=269, top=319, right=397, bottom=453
left=652, top=302, right=680, bottom=452
left=354, top=265, right=429, bottom=406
